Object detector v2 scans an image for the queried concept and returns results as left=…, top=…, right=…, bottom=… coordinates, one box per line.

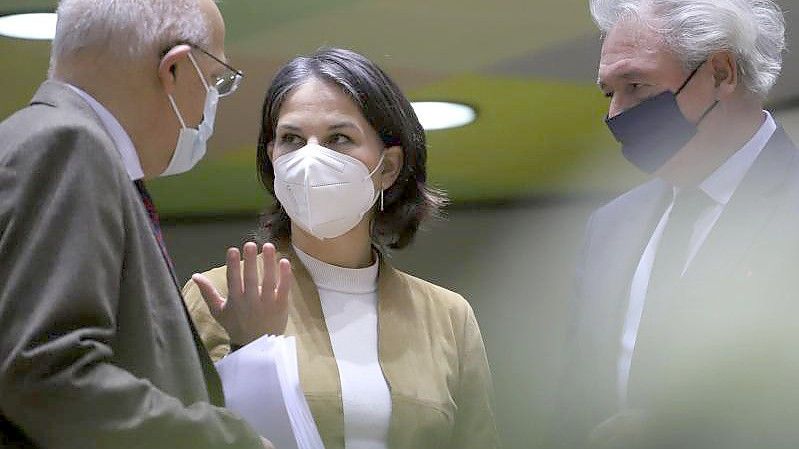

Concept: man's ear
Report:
left=379, top=146, right=404, bottom=190
left=709, top=51, right=738, bottom=98
left=158, top=44, right=192, bottom=96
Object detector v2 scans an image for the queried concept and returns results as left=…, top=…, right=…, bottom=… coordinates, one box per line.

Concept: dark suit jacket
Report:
left=558, top=125, right=799, bottom=448
left=0, top=81, right=262, bottom=448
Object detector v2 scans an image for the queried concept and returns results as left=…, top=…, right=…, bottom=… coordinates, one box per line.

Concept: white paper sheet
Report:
left=215, top=335, right=325, bottom=449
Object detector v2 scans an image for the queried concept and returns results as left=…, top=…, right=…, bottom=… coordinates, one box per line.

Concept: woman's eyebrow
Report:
left=328, top=122, right=359, bottom=131
left=276, top=124, right=302, bottom=132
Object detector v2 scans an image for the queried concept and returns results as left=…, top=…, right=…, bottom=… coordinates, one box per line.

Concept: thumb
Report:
left=192, top=273, right=226, bottom=318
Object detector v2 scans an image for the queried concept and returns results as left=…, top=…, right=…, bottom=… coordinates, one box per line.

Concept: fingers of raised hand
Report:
left=260, top=243, right=277, bottom=299
left=226, top=247, right=243, bottom=299
left=218, top=242, right=294, bottom=340
left=243, top=242, right=260, bottom=299
left=275, top=258, right=293, bottom=310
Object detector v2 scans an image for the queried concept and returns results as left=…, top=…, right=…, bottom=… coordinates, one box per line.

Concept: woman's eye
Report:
left=280, top=134, right=304, bottom=145
left=329, top=134, right=352, bottom=145
left=604, top=91, right=613, bottom=98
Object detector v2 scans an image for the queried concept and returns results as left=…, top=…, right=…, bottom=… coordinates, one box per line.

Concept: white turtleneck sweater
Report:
left=294, top=246, right=391, bottom=449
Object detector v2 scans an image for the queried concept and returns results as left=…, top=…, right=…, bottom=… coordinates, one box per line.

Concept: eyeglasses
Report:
left=188, top=43, right=244, bottom=97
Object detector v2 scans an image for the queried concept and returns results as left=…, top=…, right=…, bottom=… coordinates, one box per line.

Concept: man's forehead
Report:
left=598, top=22, right=670, bottom=80
left=598, top=57, right=659, bottom=81
left=601, top=21, right=664, bottom=58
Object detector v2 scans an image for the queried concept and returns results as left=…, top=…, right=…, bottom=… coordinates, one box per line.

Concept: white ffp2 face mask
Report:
left=161, top=53, right=219, bottom=177
left=273, top=143, right=385, bottom=240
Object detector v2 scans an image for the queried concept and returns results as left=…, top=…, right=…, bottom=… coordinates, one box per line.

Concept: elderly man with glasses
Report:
left=0, top=1, right=288, bottom=448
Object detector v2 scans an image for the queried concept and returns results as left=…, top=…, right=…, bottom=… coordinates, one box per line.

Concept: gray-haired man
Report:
left=560, top=0, right=799, bottom=447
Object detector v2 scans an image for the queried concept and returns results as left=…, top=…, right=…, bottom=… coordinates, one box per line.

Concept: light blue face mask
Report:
left=161, top=52, right=220, bottom=177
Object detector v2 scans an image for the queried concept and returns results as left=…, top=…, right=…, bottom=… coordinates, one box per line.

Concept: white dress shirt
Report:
left=618, top=111, right=777, bottom=407
left=294, top=246, right=392, bottom=449
left=67, top=84, right=144, bottom=181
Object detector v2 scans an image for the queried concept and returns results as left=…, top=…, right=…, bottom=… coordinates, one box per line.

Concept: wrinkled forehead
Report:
left=597, top=20, right=680, bottom=82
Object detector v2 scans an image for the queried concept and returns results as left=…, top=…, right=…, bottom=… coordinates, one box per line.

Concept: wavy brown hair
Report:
left=256, top=48, right=447, bottom=250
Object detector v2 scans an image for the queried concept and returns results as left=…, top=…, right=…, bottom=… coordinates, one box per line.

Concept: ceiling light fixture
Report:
left=0, top=13, right=57, bottom=40
left=411, top=101, right=477, bottom=131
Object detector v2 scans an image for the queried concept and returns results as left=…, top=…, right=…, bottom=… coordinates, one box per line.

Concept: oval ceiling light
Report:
left=0, top=13, right=57, bottom=40
left=411, top=101, right=476, bottom=131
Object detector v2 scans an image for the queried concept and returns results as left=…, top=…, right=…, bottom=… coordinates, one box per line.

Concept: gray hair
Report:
left=590, top=0, right=786, bottom=97
left=51, top=0, right=213, bottom=70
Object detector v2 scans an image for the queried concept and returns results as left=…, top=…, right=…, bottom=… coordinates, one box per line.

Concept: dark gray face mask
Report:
left=604, top=62, right=719, bottom=173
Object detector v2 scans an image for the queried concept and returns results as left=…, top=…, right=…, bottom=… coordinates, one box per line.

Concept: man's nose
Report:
left=607, top=95, right=625, bottom=119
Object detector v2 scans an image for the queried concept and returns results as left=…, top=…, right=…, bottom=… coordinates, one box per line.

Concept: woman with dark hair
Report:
left=183, top=48, right=499, bottom=449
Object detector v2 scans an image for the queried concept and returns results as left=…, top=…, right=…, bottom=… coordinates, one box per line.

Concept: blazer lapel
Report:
left=375, top=259, right=407, bottom=395
left=684, top=127, right=799, bottom=285
left=282, top=248, right=340, bottom=388
left=587, top=179, right=672, bottom=352
left=282, top=248, right=346, bottom=448
left=569, top=180, right=671, bottom=418
left=132, top=186, right=227, bottom=407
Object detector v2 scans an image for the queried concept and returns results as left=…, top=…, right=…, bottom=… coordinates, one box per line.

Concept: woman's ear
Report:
left=379, top=146, right=404, bottom=190
left=158, top=44, right=192, bottom=96
left=266, top=141, right=275, bottom=161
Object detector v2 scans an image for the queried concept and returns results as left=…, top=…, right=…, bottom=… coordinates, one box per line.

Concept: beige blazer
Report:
left=183, top=248, right=500, bottom=449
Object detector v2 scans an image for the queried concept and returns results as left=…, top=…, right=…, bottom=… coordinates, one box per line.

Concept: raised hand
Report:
left=192, top=242, right=293, bottom=346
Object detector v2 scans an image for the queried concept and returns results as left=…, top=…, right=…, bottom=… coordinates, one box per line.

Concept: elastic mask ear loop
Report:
left=167, top=52, right=208, bottom=130
left=366, top=152, right=387, bottom=179
left=367, top=152, right=387, bottom=212
left=697, top=99, right=720, bottom=124
left=675, top=59, right=719, bottom=126
left=167, top=95, right=188, bottom=129
left=676, top=61, right=705, bottom=96
left=187, top=52, right=211, bottom=92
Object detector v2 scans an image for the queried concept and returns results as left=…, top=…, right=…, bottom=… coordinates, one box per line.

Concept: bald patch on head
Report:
left=198, top=0, right=226, bottom=57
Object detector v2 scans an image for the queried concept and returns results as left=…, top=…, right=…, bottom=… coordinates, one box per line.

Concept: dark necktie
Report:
left=628, top=187, right=714, bottom=407
left=650, top=188, right=714, bottom=289
left=132, top=179, right=225, bottom=407
left=133, top=179, right=176, bottom=276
